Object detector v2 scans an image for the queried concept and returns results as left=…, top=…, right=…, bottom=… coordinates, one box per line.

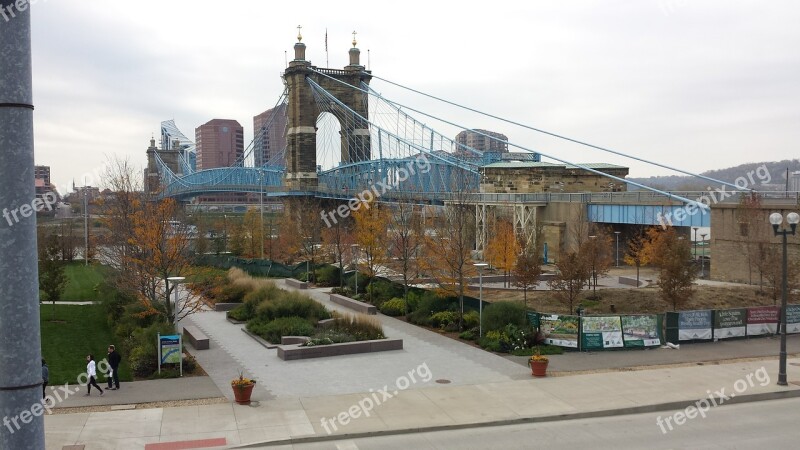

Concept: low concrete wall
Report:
left=277, top=338, right=403, bottom=360
left=281, top=336, right=310, bottom=345
left=329, top=293, right=377, bottom=315
left=618, top=276, right=643, bottom=287
left=317, top=318, right=336, bottom=329
left=214, top=302, right=241, bottom=312
left=286, top=278, right=308, bottom=289
left=183, top=325, right=209, bottom=350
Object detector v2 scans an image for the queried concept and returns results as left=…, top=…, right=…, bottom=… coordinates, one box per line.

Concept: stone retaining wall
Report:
left=277, top=338, right=403, bottom=360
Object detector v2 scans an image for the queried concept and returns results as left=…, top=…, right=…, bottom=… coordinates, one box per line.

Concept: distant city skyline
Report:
left=27, top=1, right=800, bottom=192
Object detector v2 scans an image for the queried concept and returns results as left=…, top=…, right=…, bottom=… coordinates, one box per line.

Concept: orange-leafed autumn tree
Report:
left=485, top=219, right=518, bottom=287
left=98, top=157, right=201, bottom=323
left=127, top=198, right=200, bottom=322
left=353, top=199, right=391, bottom=294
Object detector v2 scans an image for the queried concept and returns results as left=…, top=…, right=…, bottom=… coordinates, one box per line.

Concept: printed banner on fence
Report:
left=581, top=316, right=624, bottom=349
left=787, top=305, right=800, bottom=334
left=159, top=335, right=181, bottom=364
left=714, top=308, right=746, bottom=339
left=539, top=314, right=579, bottom=348
left=746, top=306, right=779, bottom=336
left=621, top=315, right=661, bottom=347
left=678, top=310, right=713, bottom=341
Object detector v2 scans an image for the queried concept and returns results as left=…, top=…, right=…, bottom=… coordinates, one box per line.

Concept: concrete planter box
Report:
left=618, top=276, right=643, bottom=287
left=277, top=338, right=403, bottom=360
left=214, top=302, right=242, bottom=312
left=281, top=336, right=311, bottom=345
left=329, top=293, right=377, bottom=315
left=286, top=278, right=308, bottom=289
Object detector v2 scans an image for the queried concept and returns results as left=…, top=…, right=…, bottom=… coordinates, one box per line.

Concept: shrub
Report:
left=315, top=265, right=341, bottom=287
left=365, top=279, right=403, bottom=307
left=255, top=291, right=330, bottom=322
left=408, top=292, right=452, bottom=326
left=247, top=317, right=315, bottom=343
left=305, top=330, right=356, bottom=346
left=481, top=301, right=527, bottom=332
left=478, top=336, right=503, bottom=352
left=459, top=330, right=476, bottom=341
left=332, top=313, right=385, bottom=341
left=217, top=283, right=250, bottom=304
left=463, top=310, right=480, bottom=329
left=511, top=344, right=564, bottom=356
left=430, top=311, right=459, bottom=329
left=379, top=298, right=406, bottom=316
left=127, top=322, right=175, bottom=377
left=330, top=286, right=351, bottom=296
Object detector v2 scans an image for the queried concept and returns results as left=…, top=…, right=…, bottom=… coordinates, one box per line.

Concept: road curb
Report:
left=229, top=389, right=800, bottom=448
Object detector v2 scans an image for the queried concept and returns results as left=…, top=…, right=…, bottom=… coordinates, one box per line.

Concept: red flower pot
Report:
left=529, top=360, right=549, bottom=377
left=232, top=382, right=255, bottom=404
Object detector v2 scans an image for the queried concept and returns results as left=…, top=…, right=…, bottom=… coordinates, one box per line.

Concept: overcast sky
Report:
left=24, top=0, right=800, bottom=191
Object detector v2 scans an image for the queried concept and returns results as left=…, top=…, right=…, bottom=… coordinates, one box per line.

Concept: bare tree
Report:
left=420, top=172, right=476, bottom=330
left=548, top=251, right=590, bottom=313
left=389, top=196, right=424, bottom=311
left=512, top=227, right=543, bottom=308
left=644, top=227, right=696, bottom=311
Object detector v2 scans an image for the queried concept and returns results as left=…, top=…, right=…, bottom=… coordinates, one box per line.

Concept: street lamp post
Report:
left=769, top=211, right=799, bottom=386
left=474, top=263, right=488, bottom=337
left=351, top=244, right=359, bottom=296
left=693, top=227, right=699, bottom=261
left=700, top=233, right=707, bottom=278
left=589, top=235, right=597, bottom=296
left=167, top=276, right=186, bottom=325
left=259, top=168, right=264, bottom=260
left=614, top=231, right=621, bottom=267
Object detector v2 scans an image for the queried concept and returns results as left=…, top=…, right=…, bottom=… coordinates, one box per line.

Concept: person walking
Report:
left=41, top=359, right=49, bottom=399
left=85, top=354, right=103, bottom=396
left=106, top=345, right=121, bottom=390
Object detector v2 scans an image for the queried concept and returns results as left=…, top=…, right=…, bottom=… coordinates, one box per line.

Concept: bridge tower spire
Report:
left=282, top=33, right=372, bottom=190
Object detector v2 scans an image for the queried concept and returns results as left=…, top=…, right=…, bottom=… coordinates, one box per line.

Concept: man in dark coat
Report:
left=106, top=345, right=121, bottom=390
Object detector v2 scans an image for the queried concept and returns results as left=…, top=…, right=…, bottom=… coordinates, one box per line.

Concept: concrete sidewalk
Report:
left=49, top=376, right=224, bottom=409
left=44, top=357, right=800, bottom=449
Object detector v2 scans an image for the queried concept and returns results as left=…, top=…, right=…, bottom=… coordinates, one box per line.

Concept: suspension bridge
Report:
left=146, top=35, right=780, bottom=245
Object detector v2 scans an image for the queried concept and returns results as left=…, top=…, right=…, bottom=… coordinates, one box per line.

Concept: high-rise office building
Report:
left=195, top=119, right=244, bottom=170
left=34, top=165, right=52, bottom=199
left=253, top=104, right=287, bottom=167
left=455, top=129, right=509, bottom=153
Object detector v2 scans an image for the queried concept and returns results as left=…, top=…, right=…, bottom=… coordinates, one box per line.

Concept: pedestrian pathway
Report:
left=50, top=377, right=224, bottom=409
left=183, top=280, right=523, bottom=403
left=44, top=357, right=800, bottom=449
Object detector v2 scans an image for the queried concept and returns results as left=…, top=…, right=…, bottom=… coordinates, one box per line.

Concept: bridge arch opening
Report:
left=315, top=111, right=342, bottom=171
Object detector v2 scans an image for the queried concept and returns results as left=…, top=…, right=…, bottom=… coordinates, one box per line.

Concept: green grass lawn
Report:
left=40, top=303, right=131, bottom=385
left=61, top=263, right=109, bottom=301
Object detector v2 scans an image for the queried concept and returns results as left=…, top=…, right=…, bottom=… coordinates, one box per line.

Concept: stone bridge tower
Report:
left=283, top=31, right=372, bottom=189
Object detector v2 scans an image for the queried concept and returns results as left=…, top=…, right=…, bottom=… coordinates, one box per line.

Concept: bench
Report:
left=329, top=294, right=377, bottom=315
left=286, top=278, right=308, bottom=289
left=183, top=325, right=209, bottom=350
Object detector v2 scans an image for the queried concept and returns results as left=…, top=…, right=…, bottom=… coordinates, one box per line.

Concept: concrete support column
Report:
left=514, top=204, right=538, bottom=248
left=0, top=1, right=46, bottom=448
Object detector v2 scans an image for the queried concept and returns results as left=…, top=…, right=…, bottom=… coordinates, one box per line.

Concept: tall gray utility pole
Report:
left=0, top=1, right=47, bottom=448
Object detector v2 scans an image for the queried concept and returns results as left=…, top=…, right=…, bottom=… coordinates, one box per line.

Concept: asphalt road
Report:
left=283, top=396, right=800, bottom=449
